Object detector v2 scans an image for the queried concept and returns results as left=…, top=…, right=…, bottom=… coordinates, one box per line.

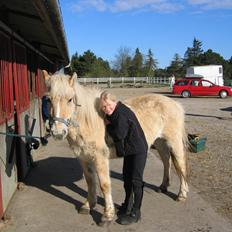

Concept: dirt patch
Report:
left=107, top=86, right=232, bottom=221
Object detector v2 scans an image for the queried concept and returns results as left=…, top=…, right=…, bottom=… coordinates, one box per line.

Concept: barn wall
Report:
left=0, top=26, right=54, bottom=218
left=0, top=119, right=18, bottom=215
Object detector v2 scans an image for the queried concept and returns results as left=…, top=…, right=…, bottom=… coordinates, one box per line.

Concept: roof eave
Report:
left=33, top=0, right=69, bottom=65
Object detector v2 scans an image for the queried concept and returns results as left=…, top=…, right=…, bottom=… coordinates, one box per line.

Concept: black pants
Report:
left=122, top=153, right=147, bottom=210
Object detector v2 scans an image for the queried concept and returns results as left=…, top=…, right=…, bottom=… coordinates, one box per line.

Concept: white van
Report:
left=186, top=65, right=224, bottom=86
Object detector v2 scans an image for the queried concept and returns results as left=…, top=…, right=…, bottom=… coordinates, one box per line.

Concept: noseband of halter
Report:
left=51, top=109, right=79, bottom=128
left=50, top=97, right=81, bottom=128
left=52, top=116, right=79, bottom=128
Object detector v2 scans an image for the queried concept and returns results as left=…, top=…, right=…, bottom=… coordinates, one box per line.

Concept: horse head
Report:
left=43, top=70, right=79, bottom=140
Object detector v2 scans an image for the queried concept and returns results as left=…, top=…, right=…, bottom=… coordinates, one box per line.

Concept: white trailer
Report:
left=186, top=65, right=224, bottom=86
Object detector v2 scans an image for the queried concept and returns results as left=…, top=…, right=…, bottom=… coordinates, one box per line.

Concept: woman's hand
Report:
left=104, top=118, right=110, bottom=125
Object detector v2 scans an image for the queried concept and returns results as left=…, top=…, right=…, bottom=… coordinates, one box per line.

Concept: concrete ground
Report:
left=1, top=138, right=232, bottom=232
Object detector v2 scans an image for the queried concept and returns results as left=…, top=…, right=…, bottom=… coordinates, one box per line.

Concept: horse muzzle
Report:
left=49, top=115, right=79, bottom=140
left=51, top=126, right=68, bottom=140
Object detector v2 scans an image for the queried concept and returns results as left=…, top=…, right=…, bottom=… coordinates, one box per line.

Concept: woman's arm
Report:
left=107, top=114, right=129, bottom=157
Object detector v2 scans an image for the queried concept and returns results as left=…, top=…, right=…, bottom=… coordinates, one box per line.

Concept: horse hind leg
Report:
left=79, top=160, right=97, bottom=214
left=169, top=138, right=189, bottom=201
left=153, top=138, right=172, bottom=193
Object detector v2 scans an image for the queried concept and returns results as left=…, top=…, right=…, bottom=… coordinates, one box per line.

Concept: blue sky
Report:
left=59, top=0, right=232, bottom=68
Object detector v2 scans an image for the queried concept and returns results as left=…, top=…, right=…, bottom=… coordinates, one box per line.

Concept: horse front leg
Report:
left=79, top=160, right=97, bottom=214
left=94, top=154, right=115, bottom=226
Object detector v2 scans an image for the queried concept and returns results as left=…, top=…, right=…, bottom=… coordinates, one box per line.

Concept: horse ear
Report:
left=69, top=72, right=77, bottom=87
left=42, top=70, right=51, bottom=87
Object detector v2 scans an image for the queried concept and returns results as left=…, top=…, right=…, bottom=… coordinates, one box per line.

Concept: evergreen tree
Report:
left=192, top=38, right=203, bottom=56
left=90, top=58, right=112, bottom=77
left=199, top=49, right=224, bottom=65
left=70, top=52, right=79, bottom=72
left=224, top=57, right=232, bottom=80
left=131, top=48, right=143, bottom=77
left=81, top=50, right=97, bottom=76
left=71, top=50, right=111, bottom=77
left=167, top=53, right=185, bottom=78
left=155, top=68, right=168, bottom=77
left=71, top=52, right=86, bottom=77
left=184, top=37, right=203, bottom=66
left=144, top=49, right=158, bottom=77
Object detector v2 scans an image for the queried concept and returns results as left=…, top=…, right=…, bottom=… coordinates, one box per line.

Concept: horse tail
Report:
left=170, top=149, right=188, bottom=184
left=170, top=102, right=189, bottom=183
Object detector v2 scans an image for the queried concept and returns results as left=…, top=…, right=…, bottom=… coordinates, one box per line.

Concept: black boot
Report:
left=117, top=208, right=141, bottom=225
left=117, top=180, right=133, bottom=216
left=117, top=182, right=144, bottom=225
left=117, top=191, right=133, bottom=216
left=117, top=203, right=128, bottom=216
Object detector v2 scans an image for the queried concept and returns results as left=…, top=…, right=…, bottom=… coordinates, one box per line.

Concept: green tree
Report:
left=197, top=49, right=231, bottom=80
left=199, top=49, right=224, bottom=65
left=71, top=52, right=86, bottom=77
left=167, top=53, right=185, bottom=78
left=89, top=58, right=112, bottom=77
left=71, top=52, right=78, bottom=69
left=81, top=50, right=97, bottom=76
left=184, top=37, right=203, bottom=66
left=113, top=47, right=132, bottom=77
left=71, top=50, right=112, bottom=77
left=143, top=49, right=158, bottom=77
left=224, top=57, right=232, bottom=80
left=155, top=68, right=168, bottom=77
left=130, top=48, right=143, bottom=77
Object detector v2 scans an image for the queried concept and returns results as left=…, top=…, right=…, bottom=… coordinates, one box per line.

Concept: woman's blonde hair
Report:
left=100, top=91, right=117, bottom=103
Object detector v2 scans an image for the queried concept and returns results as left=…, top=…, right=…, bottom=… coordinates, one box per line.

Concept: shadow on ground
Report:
left=23, top=156, right=178, bottom=224
left=24, top=157, right=104, bottom=224
left=110, top=170, right=177, bottom=201
left=220, top=106, right=232, bottom=112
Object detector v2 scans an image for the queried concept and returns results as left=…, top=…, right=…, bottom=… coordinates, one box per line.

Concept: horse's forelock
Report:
left=50, top=74, right=75, bottom=98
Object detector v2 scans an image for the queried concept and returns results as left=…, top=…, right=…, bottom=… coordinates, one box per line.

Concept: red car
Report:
left=173, top=78, right=232, bottom=98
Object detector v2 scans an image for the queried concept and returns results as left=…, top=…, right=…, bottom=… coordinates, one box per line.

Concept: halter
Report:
left=51, top=107, right=80, bottom=128
left=50, top=95, right=81, bottom=128
left=52, top=116, right=79, bottom=127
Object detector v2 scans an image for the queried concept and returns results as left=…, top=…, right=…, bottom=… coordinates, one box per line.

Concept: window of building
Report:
left=219, top=67, right=222, bottom=74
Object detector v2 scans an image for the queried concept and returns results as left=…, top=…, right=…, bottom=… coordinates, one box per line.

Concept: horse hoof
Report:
left=98, top=220, right=111, bottom=227
left=176, top=196, right=187, bottom=202
left=78, top=207, right=90, bottom=215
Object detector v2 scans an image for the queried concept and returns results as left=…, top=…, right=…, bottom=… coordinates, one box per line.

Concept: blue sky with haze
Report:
left=59, top=0, right=232, bottom=68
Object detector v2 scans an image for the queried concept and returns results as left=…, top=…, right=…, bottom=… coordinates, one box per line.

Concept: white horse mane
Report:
left=74, top=80, right=103, bottom=131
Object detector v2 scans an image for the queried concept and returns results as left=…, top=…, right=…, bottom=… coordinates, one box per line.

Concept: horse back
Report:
left=124, top=94, right=185, bottom=146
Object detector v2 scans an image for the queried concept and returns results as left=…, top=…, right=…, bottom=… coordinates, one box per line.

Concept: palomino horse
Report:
left=43, top=71, right=189, bottom=225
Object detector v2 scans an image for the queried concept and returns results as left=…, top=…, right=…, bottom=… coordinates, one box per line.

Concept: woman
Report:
left=99, top=91, right=148, bottom=225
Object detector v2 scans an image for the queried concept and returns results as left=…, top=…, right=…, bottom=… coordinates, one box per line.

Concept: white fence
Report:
left=77, top=77, right=170, bottom=86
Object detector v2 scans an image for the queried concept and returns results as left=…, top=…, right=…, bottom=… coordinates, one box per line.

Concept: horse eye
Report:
left=68, top=98, right=72, bottom=103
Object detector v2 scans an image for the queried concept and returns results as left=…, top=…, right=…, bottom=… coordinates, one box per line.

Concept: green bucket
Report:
left=188, top=134, right=207, bottom=153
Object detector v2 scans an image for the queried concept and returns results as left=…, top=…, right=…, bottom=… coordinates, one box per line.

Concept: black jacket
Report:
left=106, top=102, right=148, bottom=157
